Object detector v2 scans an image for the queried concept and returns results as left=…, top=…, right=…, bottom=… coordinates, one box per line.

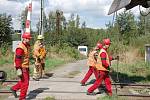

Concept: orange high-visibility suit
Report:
left=80, top=49, right=99, bottom=85
left=33, top=40, right=46, bottom=79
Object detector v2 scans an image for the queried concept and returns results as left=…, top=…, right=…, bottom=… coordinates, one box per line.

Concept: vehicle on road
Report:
left=78, top=46, right=88, bottom=56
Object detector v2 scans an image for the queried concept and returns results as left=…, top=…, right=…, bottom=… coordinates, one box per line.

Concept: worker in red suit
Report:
left=10, top=33, right=32, bottom=100
left=87, top=38, right=112, bottom=96
left=80, top=42, right=103, bottom=86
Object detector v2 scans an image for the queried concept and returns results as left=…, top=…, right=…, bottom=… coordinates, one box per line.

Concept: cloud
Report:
left=0, top=0, right=141, bottom=31
left=0, top=0, right=24, bottom=16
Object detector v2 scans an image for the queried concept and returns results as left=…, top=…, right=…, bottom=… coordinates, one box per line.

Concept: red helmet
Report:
left=103, top=38, right=111, bottom=45
left=22, top=32, right=32, bottom=39
left=96, top=42, right=103, bottom=49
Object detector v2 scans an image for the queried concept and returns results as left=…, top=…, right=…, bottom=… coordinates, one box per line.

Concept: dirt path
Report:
left=8, top=59, right=106, bottom=100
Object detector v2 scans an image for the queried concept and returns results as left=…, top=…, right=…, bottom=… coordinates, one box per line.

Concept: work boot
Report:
left=42, top=74, right=49, bottom=79
left=80, top=82, right=86, bottom=86
left=33, top=77, right=39, bottom=81
left=86, top=91, right=96, bottom=95
left=10, top=88, right=18, bottom=98
left=107, top=92, right=112, bottom=96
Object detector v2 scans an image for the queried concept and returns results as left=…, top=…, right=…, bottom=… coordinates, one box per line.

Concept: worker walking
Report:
left=87, top=38, right=112, bottom=96
left=80, top=42, right=103, bottom=86
left=10, top=33, right=32, bottom=100
left=32, top=35, right=47, bottom=81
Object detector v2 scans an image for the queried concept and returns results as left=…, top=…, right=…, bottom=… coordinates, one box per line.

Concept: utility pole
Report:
left=40, top=0, right=44, bottom=35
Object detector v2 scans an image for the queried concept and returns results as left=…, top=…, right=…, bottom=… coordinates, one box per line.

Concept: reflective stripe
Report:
left=16, top=55, right=22, bottom=59
left=101, top=58, right=106, bottom=60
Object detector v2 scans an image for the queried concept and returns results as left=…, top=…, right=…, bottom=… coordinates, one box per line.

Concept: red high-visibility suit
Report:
left=12, top=42, right=30, bottom=100
left=87, top=48, right=112, bottom=96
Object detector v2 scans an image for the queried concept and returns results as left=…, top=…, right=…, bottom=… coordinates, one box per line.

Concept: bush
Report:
left=108, top=40, right=128, bottom=56
left=59, top=43, right=81, bottom=59
left=0, top=43, right=10, bottom=56
left=47, top=43, right=84, bottom=61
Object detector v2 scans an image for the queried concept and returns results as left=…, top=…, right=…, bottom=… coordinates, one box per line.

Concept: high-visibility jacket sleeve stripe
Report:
left=15, top=48, right=24, bottom=69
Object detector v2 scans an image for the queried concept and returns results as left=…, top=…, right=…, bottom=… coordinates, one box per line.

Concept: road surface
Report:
left=8, top=59, right=106, bottom=100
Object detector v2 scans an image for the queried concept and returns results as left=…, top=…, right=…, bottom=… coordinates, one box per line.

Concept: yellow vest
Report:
left=14, top=43, right=30, bottom=68
left=39, top=46, right=46, bottom=58
left=33, top=40, right=41, bottom=58
left=87, top=50, right=97, bottom=67
left=95, top=48, right=110, bottom=71
left=33, top=40, right=46, bottom=59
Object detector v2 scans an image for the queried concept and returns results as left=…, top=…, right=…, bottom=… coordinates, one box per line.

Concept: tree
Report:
left=48, top=11, right=56, bottom=32
left=115, top=10, right=137, bottom=44
left=81, top=21, right=86, bottom=29
left=65, top=29, right=88, bottom=47
left=47, top=10, right=64, bottom=34
left=137, top=12, right=145, bottom=35
left=62, top=17, right=67, bottom=30
left=68, top=13, right=75, bottom=28
left=55, top=10, right=64, bottom=34
left=43, top=12, right=48, bottom=33
left=145, top=13, right=150, bottom=34
left=0, top=13, right=13, bottom=46
left=75, top=14, right=80, bottom=28
left=105, top=21, right=113, bottom=33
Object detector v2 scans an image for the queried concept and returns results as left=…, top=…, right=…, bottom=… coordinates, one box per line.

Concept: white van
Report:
left=78, top=46, right=88, bottom=56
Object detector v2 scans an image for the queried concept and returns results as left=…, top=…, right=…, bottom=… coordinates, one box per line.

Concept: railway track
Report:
left=1, top=80, right=150, bottom=98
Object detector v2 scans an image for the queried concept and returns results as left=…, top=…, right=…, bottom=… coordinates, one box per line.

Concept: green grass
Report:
left=45, top=58, right=65, bottom=71
left=97, top=95, right=125, bottom=100
left=0, top=58, right=66, bottom=82
left=111, top=60, right=150, bottom=83
left=43, top=96, right=55, bottom=100
left=0, top=56, right=13, bottom=65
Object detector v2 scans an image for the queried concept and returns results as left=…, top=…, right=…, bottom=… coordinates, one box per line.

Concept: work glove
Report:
left=37, top=56, right=41, bottom=62
left=107, top=66, right=110, bottom=71
left=38, top=57, right=40, bottom=61
left=17, top=69, right=22, bottom=77
left=107, top=66, right=113, bottom=72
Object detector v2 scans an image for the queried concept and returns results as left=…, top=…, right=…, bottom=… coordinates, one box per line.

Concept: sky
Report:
left=0, top=0, right=141, bottom=31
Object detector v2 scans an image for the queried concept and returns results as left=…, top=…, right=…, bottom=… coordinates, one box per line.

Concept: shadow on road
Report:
left=110, top=71, right=147, bottom=83
left=45, top=73, right=54, bottom=77
left=27, top=88, right=49, bottom=99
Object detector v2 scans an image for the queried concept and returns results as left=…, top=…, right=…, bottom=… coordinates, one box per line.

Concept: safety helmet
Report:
left=103, top=38, right=111, bottom=45
left=37, top=35, right=44, bottom=40
left=22, top=32, right=32, bottom=39
left=96, top=42, right=103, bottom=49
